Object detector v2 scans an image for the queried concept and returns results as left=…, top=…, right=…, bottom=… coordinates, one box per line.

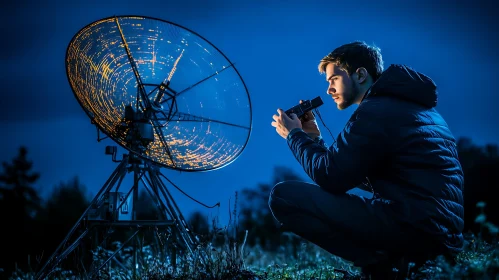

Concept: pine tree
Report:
left=0, top=146, right=42, bottom=274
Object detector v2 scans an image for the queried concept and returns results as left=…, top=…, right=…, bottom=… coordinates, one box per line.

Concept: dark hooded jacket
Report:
left=287, top=64, right=464, bottom=253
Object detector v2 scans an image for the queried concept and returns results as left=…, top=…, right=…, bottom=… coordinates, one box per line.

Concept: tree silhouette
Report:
left=0, top=146, right=41, bottom=219
left=35, top=176, right=90, bottom=266
left=238, top=166, right=305, bottom=251
left=0, top=146, right=42, bottom=275
left=187, top=210, right=210, bottom=242
left=457, top=137, right=499, bottom=236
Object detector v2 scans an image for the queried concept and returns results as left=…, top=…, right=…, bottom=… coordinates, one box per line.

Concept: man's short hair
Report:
left=318, top=41, right=384, bottom=81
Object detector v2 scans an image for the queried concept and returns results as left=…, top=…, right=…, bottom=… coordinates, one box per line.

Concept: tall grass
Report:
left=5, top=202, right=499, bottom=280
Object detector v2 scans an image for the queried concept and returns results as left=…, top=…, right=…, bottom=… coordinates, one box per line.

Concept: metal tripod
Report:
left=35, top=149, right=201, bottom=279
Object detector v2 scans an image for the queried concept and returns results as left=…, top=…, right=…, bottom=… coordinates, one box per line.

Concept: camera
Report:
left=285, top=96, right=324, bottom=119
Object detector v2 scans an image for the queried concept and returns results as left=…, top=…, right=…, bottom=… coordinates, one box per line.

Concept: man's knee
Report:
left=268, top=181, right=284, bottom=210
left=268, top=181, right=296, bottom=215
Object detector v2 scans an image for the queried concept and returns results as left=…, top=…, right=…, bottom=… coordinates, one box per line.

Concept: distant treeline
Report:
left=0, top=137, right=498, bottom=276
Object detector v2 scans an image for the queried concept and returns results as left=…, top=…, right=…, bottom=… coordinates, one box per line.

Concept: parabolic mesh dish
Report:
left=66, top=16, right=252, bottom=171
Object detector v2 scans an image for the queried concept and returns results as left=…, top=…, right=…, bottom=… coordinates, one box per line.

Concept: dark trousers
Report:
left=268, top=180, right=445, bottom=267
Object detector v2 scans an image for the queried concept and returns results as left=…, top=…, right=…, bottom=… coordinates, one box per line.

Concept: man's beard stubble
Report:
left=337, top=79, right=359, bottom=110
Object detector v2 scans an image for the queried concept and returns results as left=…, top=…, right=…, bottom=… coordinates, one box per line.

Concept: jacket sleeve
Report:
left=286, top=102, right=390, bottom=194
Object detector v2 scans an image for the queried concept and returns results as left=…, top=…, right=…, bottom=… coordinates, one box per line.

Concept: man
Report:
left=269, top=41, right=464, bottom=279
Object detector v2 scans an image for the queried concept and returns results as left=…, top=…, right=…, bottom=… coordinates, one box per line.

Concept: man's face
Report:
left=325, top=63, right=359, bottom=110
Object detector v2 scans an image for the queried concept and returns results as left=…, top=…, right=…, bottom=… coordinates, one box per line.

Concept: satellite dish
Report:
left=66, top=15, right=252, bottom=171
left=36, top=15, right=252, bottom=279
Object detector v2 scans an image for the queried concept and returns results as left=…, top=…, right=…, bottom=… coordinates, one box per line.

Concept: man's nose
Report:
left=327, top=87, right=336, bottom=94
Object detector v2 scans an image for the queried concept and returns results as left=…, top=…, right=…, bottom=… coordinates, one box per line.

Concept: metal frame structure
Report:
left=36, top=148, right=200, bottom=279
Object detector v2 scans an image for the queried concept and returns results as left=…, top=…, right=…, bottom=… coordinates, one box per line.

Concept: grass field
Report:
left=5, top=202, right=499, bottom=279
left=6, top=229, right=498, bottom=280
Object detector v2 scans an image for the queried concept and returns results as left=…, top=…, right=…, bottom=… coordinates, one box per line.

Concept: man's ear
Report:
left=356, top=67, right=368, bottom=83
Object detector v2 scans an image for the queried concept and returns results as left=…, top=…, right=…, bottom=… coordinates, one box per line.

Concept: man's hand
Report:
left=271, top=108, right=302, bottom=139
left=299, top=100, right=321, bottom=139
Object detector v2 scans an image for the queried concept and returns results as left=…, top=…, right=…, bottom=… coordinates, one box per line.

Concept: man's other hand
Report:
left=299, top=100, right=321, bottom=139
left=271, top=108, right=302, bottom=139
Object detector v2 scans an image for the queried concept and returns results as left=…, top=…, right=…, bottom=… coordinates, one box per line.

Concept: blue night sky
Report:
left=1, top=0, right=498, bottom=227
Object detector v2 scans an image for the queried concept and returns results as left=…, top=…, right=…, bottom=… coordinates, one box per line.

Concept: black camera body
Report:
left=285, top=96, right=324, bottom=119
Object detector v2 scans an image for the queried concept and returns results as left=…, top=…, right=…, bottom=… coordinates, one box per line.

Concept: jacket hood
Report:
left=365, top=64, right=438, bottom=108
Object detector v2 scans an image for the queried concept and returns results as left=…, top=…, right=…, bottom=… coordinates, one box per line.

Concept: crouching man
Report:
left=269, top=41, right=464, bottom=279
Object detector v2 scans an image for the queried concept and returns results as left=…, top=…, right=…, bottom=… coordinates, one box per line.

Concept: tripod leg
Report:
left=141, top=169, right=172, bottom=220
left=133, top=169, right=140, bottom=278
left=48, top=227, right=92, bottom=270
left=153, top=170, right=212, bottom=267
left=88, top=229, right=141, bottom=279
left=150, top=168, right=198, bottom=254
left=36, top=157, right=129, bottom=280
